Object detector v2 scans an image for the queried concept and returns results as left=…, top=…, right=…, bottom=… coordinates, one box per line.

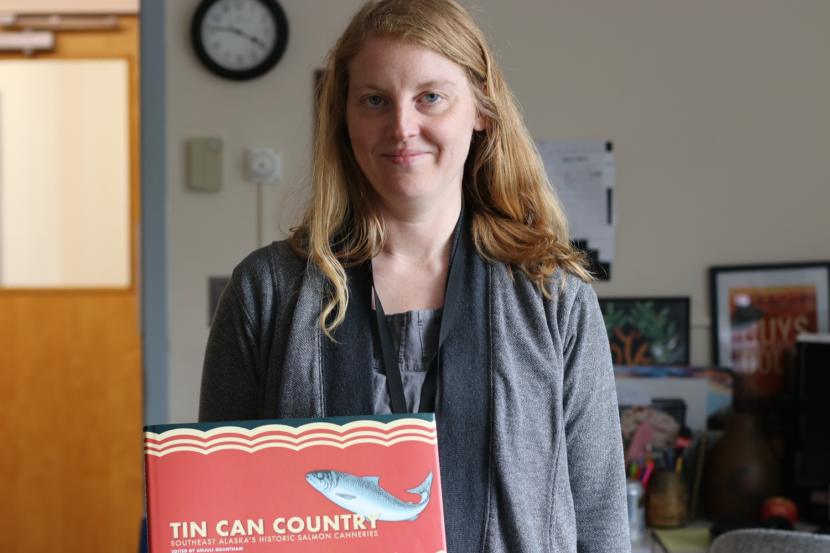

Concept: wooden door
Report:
left=0, top=16, right=143, bottom=552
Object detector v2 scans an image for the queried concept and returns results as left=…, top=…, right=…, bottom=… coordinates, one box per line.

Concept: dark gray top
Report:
left=199, top=241, right=630, bottom=553
left=372, top=308, right=442, bottom=414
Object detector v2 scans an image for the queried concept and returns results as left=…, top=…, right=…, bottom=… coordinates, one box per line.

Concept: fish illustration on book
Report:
left=306, top=470, right=433, bottom=522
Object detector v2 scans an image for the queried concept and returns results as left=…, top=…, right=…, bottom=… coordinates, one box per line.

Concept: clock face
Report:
left=192, top=0, right=288, bottom=81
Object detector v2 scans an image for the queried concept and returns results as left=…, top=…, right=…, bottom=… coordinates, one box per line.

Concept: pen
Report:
left=641, top=460, right=655, bottom=488
left=629, top=462, right=640, bottom=480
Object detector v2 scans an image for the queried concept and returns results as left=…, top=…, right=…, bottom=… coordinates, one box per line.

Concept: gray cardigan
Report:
left=199, top=240, right=630, bottom=553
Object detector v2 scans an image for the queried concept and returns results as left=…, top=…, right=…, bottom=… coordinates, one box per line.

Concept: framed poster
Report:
left=598, top=297, right=690, bottom=366
left=710, top=261, right=830, bottom=398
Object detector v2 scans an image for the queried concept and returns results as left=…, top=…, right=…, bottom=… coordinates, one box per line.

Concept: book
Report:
left=144, top=413, right=446, bottom=553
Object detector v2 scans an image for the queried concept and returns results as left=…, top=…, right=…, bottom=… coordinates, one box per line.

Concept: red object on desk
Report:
left=761, top=497, right=798, bottom=528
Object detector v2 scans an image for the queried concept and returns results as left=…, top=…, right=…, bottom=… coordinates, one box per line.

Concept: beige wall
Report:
left=166, top=0, right=830, bottom=422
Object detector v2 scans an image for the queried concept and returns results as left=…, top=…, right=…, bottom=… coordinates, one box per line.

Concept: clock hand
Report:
left=208, top=25, right=267, bottom=49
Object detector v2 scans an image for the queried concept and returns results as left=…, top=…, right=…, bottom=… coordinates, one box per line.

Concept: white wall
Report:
left=476, top=0, right=830, bottom=365
left=165, top=0, right=830, bottom=422
left=165, top=0, right=367, bottom=422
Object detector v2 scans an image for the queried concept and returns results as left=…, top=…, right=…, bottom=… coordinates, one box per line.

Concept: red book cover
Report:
left=144, top=414, right=446, bottom=553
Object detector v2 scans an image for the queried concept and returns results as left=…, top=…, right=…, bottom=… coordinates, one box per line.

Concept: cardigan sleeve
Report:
left=198, top=241, right=306, bottom=423
left=561, top=279, right=631, bottom=553
left=198, top=271, right=262, bottom=422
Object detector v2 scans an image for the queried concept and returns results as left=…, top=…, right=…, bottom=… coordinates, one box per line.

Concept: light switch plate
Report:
left=208, top=276, right=230, bottom=325
left=187, top=137, right=223, bottom=192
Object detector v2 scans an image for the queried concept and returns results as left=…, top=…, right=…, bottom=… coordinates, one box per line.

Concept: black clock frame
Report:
left=191, top=0, right=289, bottom=81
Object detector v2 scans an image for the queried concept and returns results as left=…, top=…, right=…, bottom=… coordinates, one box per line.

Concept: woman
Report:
left=200, top=0, right=629, bottom=551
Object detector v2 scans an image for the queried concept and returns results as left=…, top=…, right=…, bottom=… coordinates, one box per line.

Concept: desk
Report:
left=631, top=523, right=711, bottom=553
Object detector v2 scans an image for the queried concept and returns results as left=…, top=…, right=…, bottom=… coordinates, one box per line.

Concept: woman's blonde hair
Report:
left=290, top=0, right=592, bottom=337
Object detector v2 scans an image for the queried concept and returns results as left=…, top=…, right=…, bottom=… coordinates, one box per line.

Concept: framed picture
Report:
left=598, top=297, right=690, bottom=366
left=710, top=261, right=830, bottom=398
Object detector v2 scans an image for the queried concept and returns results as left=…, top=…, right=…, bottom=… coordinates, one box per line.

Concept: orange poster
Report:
left=728, top=285, right=817, bottom=396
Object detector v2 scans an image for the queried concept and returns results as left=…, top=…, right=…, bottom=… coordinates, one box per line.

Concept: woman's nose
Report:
left=389, top=103, right=419, bottom=141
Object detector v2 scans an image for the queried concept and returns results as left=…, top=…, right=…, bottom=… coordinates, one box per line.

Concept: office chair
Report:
left=709, top=528, right=830, bottom=553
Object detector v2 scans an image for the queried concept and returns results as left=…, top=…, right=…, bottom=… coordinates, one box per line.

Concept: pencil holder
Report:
left=647, top=471, right=688, bottom=528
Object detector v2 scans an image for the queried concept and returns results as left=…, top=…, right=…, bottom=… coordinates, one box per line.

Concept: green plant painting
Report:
left=599, top=298, right=689, bottom=366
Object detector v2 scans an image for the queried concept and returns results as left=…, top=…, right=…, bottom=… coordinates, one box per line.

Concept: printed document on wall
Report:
left=537, top=140, right=615, bottom=279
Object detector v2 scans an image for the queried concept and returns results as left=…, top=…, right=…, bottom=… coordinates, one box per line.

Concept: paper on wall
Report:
left=536, top=140, right=615, bottom=279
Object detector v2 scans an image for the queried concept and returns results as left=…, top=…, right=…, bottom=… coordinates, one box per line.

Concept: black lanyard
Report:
left=370, top=212, right=465, bottom=414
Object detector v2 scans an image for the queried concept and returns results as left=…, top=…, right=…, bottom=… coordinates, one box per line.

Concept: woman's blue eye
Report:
left=365, top=95, right=384, bottom=107
left=422, top=93, right=442, bottom=104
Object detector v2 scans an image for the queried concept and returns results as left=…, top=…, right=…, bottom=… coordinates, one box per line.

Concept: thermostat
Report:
left=245, top=148, right=282, bottom=184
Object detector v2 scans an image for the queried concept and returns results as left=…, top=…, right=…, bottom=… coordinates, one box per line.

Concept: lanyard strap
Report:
left=371, top=211, right=465, bottom=414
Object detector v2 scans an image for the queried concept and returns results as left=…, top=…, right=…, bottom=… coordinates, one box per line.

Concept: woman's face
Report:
left=346, top=37, right=484, bottom=215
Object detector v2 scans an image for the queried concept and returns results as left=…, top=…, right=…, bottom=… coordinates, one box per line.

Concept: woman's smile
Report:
left=382, top=149, right=431, bottom=167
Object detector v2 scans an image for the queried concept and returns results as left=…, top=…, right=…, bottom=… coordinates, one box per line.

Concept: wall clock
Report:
left=191, top=0, right=289, bottom=81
